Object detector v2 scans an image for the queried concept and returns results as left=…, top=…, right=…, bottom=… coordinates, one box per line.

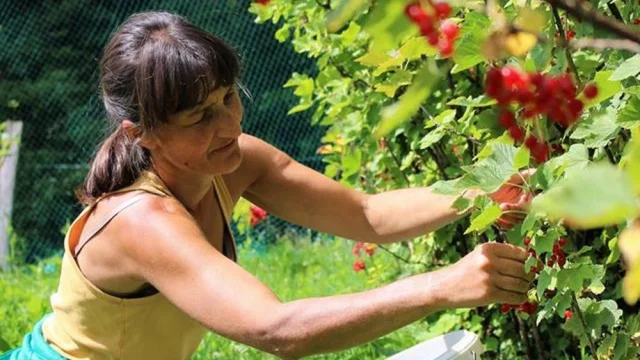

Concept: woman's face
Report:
left=145, top=85, right=244, bottom=176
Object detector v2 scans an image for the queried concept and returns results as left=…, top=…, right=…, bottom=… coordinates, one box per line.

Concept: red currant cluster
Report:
left=525, top=236, right=568, bottom=270
left=352, top=242, right=376, bottom=272
left=548, top=238, right=568, bottom=268
left=500, top=301, right=537, bottom=315
left=352, top=242, right=377, bottom=257
left=404, top=1, right=459, bottom=57
left=486, top=67, right=598, bottom=163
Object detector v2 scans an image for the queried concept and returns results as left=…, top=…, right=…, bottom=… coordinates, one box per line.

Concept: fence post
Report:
left=0, top=120, right=23, bottom=270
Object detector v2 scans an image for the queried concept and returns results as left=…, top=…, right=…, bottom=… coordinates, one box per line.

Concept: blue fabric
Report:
left=0, top=314, right=66, bottom=360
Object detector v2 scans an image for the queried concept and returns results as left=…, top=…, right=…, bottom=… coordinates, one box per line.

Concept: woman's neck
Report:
left=150, top=162, right=214, bottom=212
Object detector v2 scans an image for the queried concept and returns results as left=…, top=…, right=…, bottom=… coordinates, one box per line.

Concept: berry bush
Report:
left=249, top=0, right=640, bottom=358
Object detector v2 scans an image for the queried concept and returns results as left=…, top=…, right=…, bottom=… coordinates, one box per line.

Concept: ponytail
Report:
left=76, top=125, right=150, bottom=205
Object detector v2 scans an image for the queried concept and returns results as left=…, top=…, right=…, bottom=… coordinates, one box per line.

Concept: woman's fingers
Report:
left=492, top=272, right=531, bottom=294
left=494, top=288, right=529, bottom=305
left=495, top=258, right=535, bottom=282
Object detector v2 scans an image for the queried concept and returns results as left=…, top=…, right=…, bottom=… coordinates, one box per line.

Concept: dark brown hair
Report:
left=77, top=11, right=241, bottom=205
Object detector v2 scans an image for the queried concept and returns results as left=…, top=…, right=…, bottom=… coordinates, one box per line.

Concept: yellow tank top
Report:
left=42, top=171, right=237, bottom=360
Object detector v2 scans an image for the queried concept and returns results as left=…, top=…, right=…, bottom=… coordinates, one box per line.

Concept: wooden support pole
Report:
left=0, top=120, right=23, bottom=270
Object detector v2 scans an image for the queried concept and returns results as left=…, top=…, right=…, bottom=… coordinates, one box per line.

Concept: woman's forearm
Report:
left=361, top=187, right=482, bottom=244
left=265, top=271, right=446, bottom=359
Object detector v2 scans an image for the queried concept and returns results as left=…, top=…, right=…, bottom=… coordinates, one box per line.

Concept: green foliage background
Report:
left=0, top=0, right=321, bottom=263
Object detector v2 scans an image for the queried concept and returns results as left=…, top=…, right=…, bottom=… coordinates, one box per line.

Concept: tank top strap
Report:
left=212, top=176, right=237, bottom=261
left=73, top=171, right=173, bottom=258
left=74, top=193, right=147, bottom=260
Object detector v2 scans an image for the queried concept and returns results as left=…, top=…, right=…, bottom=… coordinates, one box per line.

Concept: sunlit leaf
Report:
left=619, top=221, right=640, bottom=304
left=326, top=0, right=369, bottom=33
left=532, top=163, right=639, bottom=229
left=373, top=60, right=441, bottom=138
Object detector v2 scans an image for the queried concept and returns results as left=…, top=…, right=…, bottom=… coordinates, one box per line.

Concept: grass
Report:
left=0, top=235, right=440, bottom=359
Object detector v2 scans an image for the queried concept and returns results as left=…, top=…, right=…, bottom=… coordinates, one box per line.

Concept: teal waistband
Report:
left=0, top=314, right=66, bottom=360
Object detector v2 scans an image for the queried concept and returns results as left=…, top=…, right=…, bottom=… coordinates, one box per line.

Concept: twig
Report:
left=378, top=244, right=429, bottom=267
left=570, top=292, right=599, bottom=360
left=426, top=147, right=449, bottom=180
left=606, top=2, right=624, bottom=23
left=515, top=313, right=534, bottom=360
left=552, top=6, right=582, bottom=85
left=531, top=317, right=548, bottom=360
left=386, top=140, right=411, bottom=186
left=570, top=38, right=640, bottom=53
left=543, top=0, right=640, bottom=44
left=604, top=145, right=616, bottom=164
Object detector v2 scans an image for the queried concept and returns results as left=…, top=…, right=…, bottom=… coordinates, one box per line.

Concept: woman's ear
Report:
left=122, top=120, right=157, bottom=150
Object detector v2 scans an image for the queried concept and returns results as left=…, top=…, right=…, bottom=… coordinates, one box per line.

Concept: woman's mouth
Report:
left=211, top=139, right=236, bottom=153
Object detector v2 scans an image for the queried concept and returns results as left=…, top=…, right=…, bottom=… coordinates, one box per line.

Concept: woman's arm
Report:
left=121, top=196, right=533, bottom=359
left=235, top=135, right=490, bottom=244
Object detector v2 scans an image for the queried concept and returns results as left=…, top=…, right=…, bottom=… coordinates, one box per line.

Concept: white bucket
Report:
left=387, top=330, right=484, bottom=360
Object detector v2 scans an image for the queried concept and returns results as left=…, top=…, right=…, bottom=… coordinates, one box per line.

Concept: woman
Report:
left=2, top=11, right=534, bottom=360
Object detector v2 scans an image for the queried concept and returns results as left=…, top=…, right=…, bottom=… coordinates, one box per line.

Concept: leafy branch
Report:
left=544, top=0, right=640, bottom=44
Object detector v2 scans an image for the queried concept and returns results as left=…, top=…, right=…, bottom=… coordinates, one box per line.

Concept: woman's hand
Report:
left=433, top=242, right=534, bottom=309
left=489, top=169, right=535, bottom=229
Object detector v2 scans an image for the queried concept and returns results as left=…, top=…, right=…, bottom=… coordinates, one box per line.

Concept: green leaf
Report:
left=610, top=54, right=640, bottom=81
left=597, top=333, right=617, bottom=358
left=570, top=108, right=620, bottom=148
left=341, top=147, right=362, bottom=178
left=364, top=0, right=416, bottom=53
left=447, top=95, right=497, bottom=108
left=465, top=204, right=501, bottom=234
left=547, top=144, right=590, bottom=176
left=532, top=163, right=639, bottom=229
left=0, top=335, right=9, bottom=352
left=617, top=96, right=640, bottom=129
left=419, top=127, right=446, bottom=149
left=557, top=264, right=598, bottom=293
left=564, top=299, right=622, bottom=340
left=431, top=179, right=462, bottom=196
left=622, top=128, right=640, bottom=196
left=374, top=60, right=441, bottom=138
left=513, top=146, right=530, bottom=170
left=456, top=143, right=520, bottom=193
left=451, top=12, right=490, bottom=73
left=529, top=42, right=552, bottom=71
left=583, top=70, right=622, bottom=108
left=374, top=70, right=413, bottom=97
left=398, top=36, right=437, bottom=60
left=326, top=0, right=369, bottom=33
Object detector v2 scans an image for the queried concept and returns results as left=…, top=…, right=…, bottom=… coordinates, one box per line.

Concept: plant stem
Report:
left=606, top=1, right=624, bottom=23
left=570, top=38, right=640, bottom=53
left=530, top=317, right=548, bottom=360
left=543, top=0, right=640, bottom=44
left=515, top=313, right=534, bottom=360
left=386, top=140, right=411, bottom=186
left=426, top=147, right=449, bottom=180
left=377, top=244, right=429, bottom=267
left=552, top=6, right=582, bottom=85
left=570, top=292, right=599, bottom=360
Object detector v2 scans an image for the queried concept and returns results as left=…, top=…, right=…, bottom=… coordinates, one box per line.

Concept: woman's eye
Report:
left=224, top=92, right=235, bottom=105
left=195, top=109, right=214, bottom=125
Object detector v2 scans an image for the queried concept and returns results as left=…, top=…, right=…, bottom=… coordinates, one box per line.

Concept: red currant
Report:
left=584, top=84, right=598, bottom=99
left=564, top=310, right=573, bottom=320
left=508, top=125, right=525, bottom=142
left=433, top=2, right=452, bottom=19
left=440, top=20, right=460, bottom=40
